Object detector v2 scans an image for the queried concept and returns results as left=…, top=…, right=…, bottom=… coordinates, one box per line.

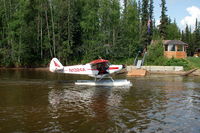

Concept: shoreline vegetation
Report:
left=0, top=0, right=200, bottom=68
left=1, top=63, right=200, bottom=76
left=0, top=47, right=200, bottom=73
left=1, top=67, right=200, bottom=76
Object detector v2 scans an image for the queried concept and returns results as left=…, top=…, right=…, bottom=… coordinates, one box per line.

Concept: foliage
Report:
left=159, top=0, right=168, bottom=39
left=111, top=58, right=134, bottom=65
left=145, top=40, right=167, bottom=65
left=116, top=0, right=139, bottom=59
left=182, top=19, right=200, bottom=56
left=186, top=57, right=200, bottom=69
left=0, top=0, right=199, bottom=67
left=166, top=20, right=181, bottom=40
left=147, top=0, right=154, bottom=44
left=140, top=0, right=149, bottom=48
left=165, top=58, right=191, bottom=70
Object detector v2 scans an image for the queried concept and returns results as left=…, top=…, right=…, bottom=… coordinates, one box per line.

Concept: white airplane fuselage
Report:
left=49, top=58, right=124, bottom=78
left=61, top=64, right=123, bottom=77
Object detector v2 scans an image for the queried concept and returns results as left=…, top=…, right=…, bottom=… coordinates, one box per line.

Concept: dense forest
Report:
left=0, top=0, right=200, bottom=67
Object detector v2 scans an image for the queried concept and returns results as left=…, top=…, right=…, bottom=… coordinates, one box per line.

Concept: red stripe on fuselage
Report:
left=108, top=67, right=119, bottom=70
left=87, top=67, right=119, bottom=71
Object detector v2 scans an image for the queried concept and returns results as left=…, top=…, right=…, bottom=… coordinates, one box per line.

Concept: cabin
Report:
left=151, top=40, right=188, bottom=59
left=163, top=40, right=188, bottom=58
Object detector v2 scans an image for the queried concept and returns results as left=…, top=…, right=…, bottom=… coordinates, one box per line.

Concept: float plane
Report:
left=49, top=58, right=131, bottom=86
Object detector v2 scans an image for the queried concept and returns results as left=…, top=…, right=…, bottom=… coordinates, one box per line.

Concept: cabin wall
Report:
left=164, top=51, right=187, bottom=58
left=164, top=45, right=187, bottom=59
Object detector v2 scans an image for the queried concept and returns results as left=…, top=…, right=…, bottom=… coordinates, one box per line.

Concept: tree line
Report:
left=0, top=0, right=199, bottom=67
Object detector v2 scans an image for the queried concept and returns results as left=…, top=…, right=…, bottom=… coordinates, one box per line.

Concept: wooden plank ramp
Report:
left=127, top=69, right=147, bottom=76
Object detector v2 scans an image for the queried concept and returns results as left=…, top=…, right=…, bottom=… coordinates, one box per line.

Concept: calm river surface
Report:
left=0, top=69, right=200, bottom=133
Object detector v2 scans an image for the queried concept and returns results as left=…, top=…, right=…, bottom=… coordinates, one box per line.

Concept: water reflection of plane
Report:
left=90, top=88, right=111, bottom=122
left=48, top=86, right=130, bottom=122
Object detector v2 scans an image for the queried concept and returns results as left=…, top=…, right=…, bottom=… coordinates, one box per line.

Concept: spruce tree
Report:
left=185, top=24, right=190, bottom=43
left=80, top=0, right=101, bottom=61
left=140, top=0, right=149, bottom=50
left=166, top=19, right=180, bottom=40
left=184, top=24, right=193, bottom=55
left=138, top=0, right=141, bottom=19
left=194, top=19, right=200, bottom=54
left=115, top=0, right=139, bottom=59
left=159, top=0, right=168, bottom=39
left=137, top=0, right=142, bottom=47
left=148, top=0, right=154, bottom=44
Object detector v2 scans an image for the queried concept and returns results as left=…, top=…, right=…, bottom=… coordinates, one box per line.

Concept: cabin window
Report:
left=177, top=45, right=184, bottom=51
left=91, top=64, right=97, bottom=70
left=168, top=44, right=175, bottom=51
left=165, top=45, right=168, bottom=51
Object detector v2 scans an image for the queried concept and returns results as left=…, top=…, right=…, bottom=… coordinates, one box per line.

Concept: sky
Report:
left=120, top=0, right=200, bottom=31
left=154, top=0, right=200, bottom=31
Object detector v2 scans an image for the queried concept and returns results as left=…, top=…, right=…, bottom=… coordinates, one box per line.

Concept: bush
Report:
left=145, top=40, right=168, bottom=65
left=186, top=57, right=200, bottom=68
left=165, top=58, right=191, bottom=70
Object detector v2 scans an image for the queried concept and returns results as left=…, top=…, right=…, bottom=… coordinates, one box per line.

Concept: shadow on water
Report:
left=0, top=70, right=200, bottom=133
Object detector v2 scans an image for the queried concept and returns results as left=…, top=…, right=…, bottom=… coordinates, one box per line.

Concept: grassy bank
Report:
left=111, top=57, right=199, bottom=71
left=186, top=57, right=200, bottom=69
left=145, top=57, right=200, bottom=71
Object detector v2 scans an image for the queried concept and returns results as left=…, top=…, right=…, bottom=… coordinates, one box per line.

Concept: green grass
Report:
left=186, top=57, right=200, bottom=69
left=164, top=58, right=191, bottom=70
left=110, top=57, right=199, bottom=71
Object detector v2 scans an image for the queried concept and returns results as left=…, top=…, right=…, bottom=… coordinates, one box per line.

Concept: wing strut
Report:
left=97, top=75, right=114, bottom=82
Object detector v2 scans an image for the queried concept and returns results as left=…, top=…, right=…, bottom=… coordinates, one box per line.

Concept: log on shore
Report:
left=182, top=68, right=198, bottom=76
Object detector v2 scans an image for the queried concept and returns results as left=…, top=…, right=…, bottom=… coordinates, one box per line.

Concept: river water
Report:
left=0, top=69, right=200, bottom=133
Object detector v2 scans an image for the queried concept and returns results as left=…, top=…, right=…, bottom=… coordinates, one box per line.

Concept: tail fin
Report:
left=49, top=58, right=64, bottom=72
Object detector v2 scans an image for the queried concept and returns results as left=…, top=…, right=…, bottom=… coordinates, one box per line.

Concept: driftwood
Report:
left=182, top=68, right=198, bottom=76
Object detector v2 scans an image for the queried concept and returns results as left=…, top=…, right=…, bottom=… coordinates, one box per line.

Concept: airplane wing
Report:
left=89, top=59, right=124, bottom=75
left=90, top=59, right=109, bottom=64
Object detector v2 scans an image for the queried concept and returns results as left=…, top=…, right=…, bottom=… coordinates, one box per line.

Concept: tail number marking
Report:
left=69, top=68, right=86, bottom=72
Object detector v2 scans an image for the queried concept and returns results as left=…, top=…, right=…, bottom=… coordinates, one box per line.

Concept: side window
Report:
left=168, top=44, right=175, bottom=51
left=165, top=45, right=168, bottom=51
left=91, top=64, right=97, bottom=69
left=177, top=45, right=183, bottom=51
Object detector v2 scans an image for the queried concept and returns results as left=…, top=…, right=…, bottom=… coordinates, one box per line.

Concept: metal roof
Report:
left=163, top=40, right=188, bottom=45
left=151, top=40, right=188, bottom=45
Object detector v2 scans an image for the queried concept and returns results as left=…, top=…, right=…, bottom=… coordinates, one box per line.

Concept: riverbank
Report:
left=149, top=70, right=200, bottom=76
left=127, top=66, right=200, bottom=76
left=1, top=66, right=200, bottom=76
